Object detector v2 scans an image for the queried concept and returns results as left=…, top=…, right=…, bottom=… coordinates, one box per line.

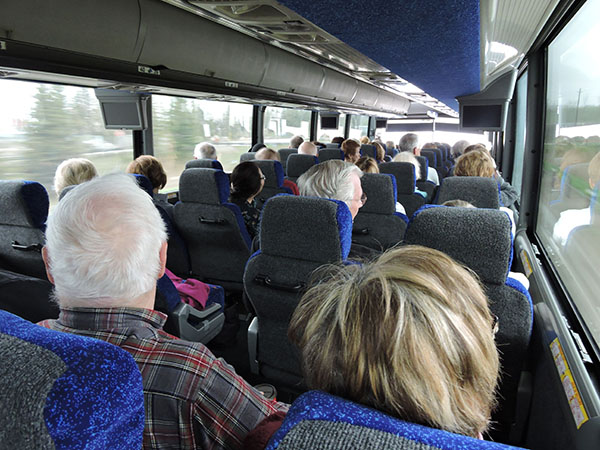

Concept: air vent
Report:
left=188, top=2, right=289, bottom=23
left=269, top=33, right=328, bottom=43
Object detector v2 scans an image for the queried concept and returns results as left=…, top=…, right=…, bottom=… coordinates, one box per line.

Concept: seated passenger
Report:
left=290, top=135, right=304, bottom=149
left=229, top=161, right=265, bottom=239
left=298, top=141, right=318, bottom=156
left=452, top=139, right=470, bottom=160
left=392, top=151, right=428, bottom=198
left=399, top=133, right=439, bottom=185
left=126, top=155, right=172, bottom=215
left=254, top=147, right=299, bottom=194
left=341, top=139, right=361, bottom=164
left=39, top=174, right=286, bottom=448
left=553, top=151, right=600, bottom=246
left=193, top=141, right=218, bottom=160
left=359, top=136, right=370, bottom=145
left=287, top=245, right=499, bottom=440
left=385, top=140, right=396, bottom=152
left=372, top=141, right=386, bottom=162
left=53, top=158, right=98, bottom=198
left=331, top=136, right=344, bottom=145
left=297, top=160, right=378, bottom=260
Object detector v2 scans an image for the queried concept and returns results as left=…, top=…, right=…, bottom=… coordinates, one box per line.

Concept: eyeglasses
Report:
left=492, top=314, right=499, bottom=335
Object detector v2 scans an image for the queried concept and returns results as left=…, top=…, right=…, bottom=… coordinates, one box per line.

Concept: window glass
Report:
left=263, top=106, right=311, bottom=149
left=511, top=71, right=528, bottom=195
left=152, top=96, right=253, bottom=188
left=536, top=0, right=600, bottom=345
left=349, top=115, right=369, bottom=139
left=317, top=114, right=346, bottom=143
left=0, top=79, right=133, bottom=205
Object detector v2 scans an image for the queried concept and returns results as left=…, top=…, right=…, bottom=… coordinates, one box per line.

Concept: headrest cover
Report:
left=360, top=173, right=397, bottom=214
left=185, top=159, right=224, bottom=171
left=436, top=177, right=500, bottom=209
left=179, top=168, right=230, bottom=204
left=132, top=174, right=153, bottom=196
left=0, top=180, right=49, bottom=230
left=405, top=206, right=512, bottom=284
left=0, top=311, right=144, bottom=449
left=379, top=162, right=416, bottom=194
left=260, top=195, right=352, bottom=261
left=253, top=160, right=284, bottom=188
left=287, top=154, right=319, bottom=177
left=240, top=152, right=257, bottom=162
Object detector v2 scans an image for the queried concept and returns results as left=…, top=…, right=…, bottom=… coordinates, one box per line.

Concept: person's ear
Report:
left=157, top=241, right=168, bottom=279
left=41, top=247, right=55, bottom=285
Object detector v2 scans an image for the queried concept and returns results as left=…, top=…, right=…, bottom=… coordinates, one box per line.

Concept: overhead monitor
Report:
left=94, top=89, right=148, bottom=130
left=375, top=118, right=388, bottom=129
left=460, top=104, right=504, bottom=130
left=320, top=112, right=340, bottom=130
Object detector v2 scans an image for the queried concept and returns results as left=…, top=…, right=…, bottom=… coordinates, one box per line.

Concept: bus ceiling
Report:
left=0, top=0, right=561, bottom=121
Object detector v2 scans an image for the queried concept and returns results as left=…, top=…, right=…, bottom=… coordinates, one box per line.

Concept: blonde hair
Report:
left=289, top=245, right=499, bottom=437
left=454, top=150, right=495, bottom=177
left=356, top=156, right=379, bottom=174
left=393, top=151, right=422, bottom=179
left=372, top=141, right=385, bottom=162
left=54, top=158, right=98, bottom=196
left=126, top=155, right=167, bottom=190
left=360, top=136, right=370, bottom=145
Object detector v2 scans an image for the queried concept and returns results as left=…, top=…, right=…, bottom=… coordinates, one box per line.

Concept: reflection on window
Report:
left=152, top=96, right=253, bottom=186
left=0, top=80, right=133, bottom=205
left=263, top=106, right=311, bottom=150
left=349, top=115, right=369, bottom=139
left=536, top=0, right=600, bottom=346
left=317, top=114, right=346, bottom=143
left=512, top=71, right=528, bottom=195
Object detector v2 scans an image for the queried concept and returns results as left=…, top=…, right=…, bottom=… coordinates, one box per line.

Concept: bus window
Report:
left=512, top=71, right=528, bottom=195
left=0, top=79, right=133, bottom=205
left=349, top=115, right=369, bottom=139
left=152, top=95, right=252, bottom=185
left=263, top=106, right=311, bottom=149
left=536, top=0, right=600, bottom=346
left=317, top=114, right=346, bottom=143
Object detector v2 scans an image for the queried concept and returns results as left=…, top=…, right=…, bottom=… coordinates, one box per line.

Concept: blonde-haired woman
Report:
left=454, top=149, right=496, bottom=178
left=53, top=158, right=98, bottom=198
left=288, top=245, right=499, bottom=439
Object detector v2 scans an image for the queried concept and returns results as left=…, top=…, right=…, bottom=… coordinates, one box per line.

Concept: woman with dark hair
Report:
left=229, top=161, right=265, bottom=238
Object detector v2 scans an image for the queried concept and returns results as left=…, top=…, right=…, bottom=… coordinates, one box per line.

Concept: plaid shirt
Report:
left=39, top=307, right=287, bottom=449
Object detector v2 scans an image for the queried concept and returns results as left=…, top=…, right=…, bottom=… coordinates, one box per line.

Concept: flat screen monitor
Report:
left=375, top=118, right=388, bottom=129
left=460, top=104, right=503, bottom=130
left=95, top=89, right=147, bottom=130
left=320, top=113, right=339, bottom=130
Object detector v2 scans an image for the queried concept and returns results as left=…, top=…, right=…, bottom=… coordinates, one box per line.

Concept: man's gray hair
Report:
left=452, top=140, right=470, bottom=158
left=194, top=142, right=217, bottom=159
left=45, top=173, right=167, bottom=307
left=290, top=135, right=304, bottom=149
left=399, top=133, right=419, bottom=153
left=297, top=160, right=363, bottom=210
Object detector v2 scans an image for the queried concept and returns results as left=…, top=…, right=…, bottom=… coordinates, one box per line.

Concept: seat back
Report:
left=240, top=152, right=257, bottom=162
left=285, top=154, right=319, bottom=183
left=324, top=142, right=340, bottom=148
left=318, top=148, right=344, bottom=162
left=185, top=158, right=224, bottom=170
left=267, top=390, right=524, bottom=450
left=173, top=168, right=252, bottom=291
left=360, top=144, right=377, bottom=160
left=253, top=160, right=293, bottom=209
left=0, top=268, right=57, bottom=323
left=404, top=206, right=533, bottom=439
left=379, top=162, right=426, bottom=217
left=352, top=173, right=408, bottom=250
left=0, top=310, right=144, bottom=449
left=420, top=149, right=437, bottom=167
left=244, top=195, right=352, bottom=385
left=436, top=176, right=501, bottom=208
left=0, top=180, right=48, bottom=280
left=278, top=148, right=298, bottom=172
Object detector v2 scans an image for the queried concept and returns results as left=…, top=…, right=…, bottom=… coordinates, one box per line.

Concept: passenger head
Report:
left=372, top=141, right=385, bottom=162
left=393, top=151, right=422, bottom=179
left=385, top=140, right=396, bottom=152
left=298, top=141, right=318, bottom=156
left=331, top=136, right=345, bottom=145
left=399, top=133, right=419, bottom=154
left=255, top=147, right=280, bottom=161
left=43, top=174, right=167, bottom=308
left=588, top=152, right=600, bottom=188
left=251, top=143, right=267, bottom=152
left=230, top=161, right=264, bottom=202
left=359, top=136, right=370, bottom=145
left=193, top=142, right=217, bottom=160
left=442, top=199, right=476, bottom=208
left=463, top=143, right=488, bottom=155
left=297, top=160, right=364, bottom=219
left=290, top=135, right=304, bottom=149
left=126, top=155, right=167, bottom=193
left=53, top=158, right=98, bottom=197
left=289, top=245, right=499, bottom=437
left=341, top=139, right=361, bottom=164
left=452, top=140, right=470, bottom=158
left=356, top=156, right=379, bottom=174
left=454, top=150, right=496, bottom=178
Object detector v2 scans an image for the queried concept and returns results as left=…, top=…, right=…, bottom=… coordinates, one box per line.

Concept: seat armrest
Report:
left=248, top=316, right=259, bottom=375
left=171, top=302, right=224, bottom=344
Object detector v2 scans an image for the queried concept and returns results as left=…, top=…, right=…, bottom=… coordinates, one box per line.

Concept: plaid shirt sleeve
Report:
left=193, top=357, right=288, bottom=449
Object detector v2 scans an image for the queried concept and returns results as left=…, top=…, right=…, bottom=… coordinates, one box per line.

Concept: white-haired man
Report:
left=193, top=141, right=217, bottom=160
left=297, top=160, right=378, bottom=260
left=398, top=132, right=439, bottom=185
left=297, top=141, right=318, bottom=156
left=39, top=174, right=286, bottom=449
